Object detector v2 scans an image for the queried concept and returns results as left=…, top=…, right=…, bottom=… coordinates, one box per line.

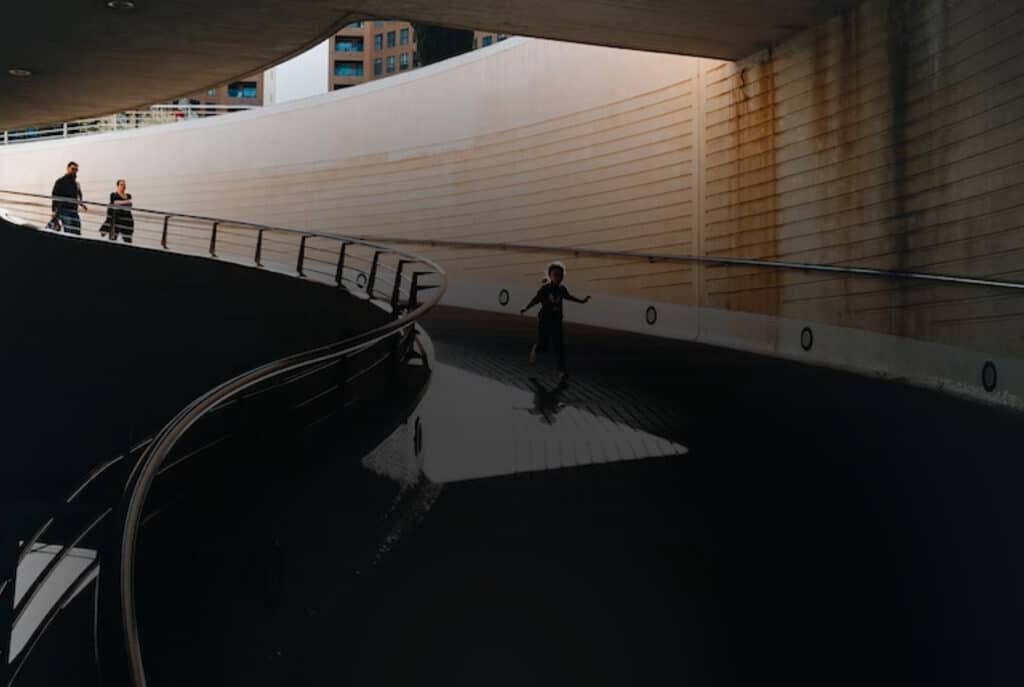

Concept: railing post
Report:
left=62, top=122, right=68, bottom=138
left=161, top=215, right=170, bottom=249
left=2, top=130, right=7, bottom=145
left=408, top=271, right=434, bottom=311
left=209, top=221, right=219, bottom=256
left=335, top=242, right=348, bottom=286
left=408, top=272, right=420, bottom=311
left=297, top=235, right=308, bottom=276
left=390, top=260, right=408, bottom=318
left=401, top=324, right=418, bottom=361
left=367, top=251, right=381, bottom=297
left=255, top=229, right=264, bottom=266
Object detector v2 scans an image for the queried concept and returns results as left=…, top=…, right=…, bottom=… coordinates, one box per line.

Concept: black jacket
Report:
left=51, top=174, right=81, bottom=212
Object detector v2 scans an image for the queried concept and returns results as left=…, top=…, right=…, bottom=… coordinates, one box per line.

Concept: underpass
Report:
left=2, top=0, right=1023, bottom=684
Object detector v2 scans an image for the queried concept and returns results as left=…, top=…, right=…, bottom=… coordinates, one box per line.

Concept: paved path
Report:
left=34, top=304, right=1024, bottom=687
left=275, top=306, right=1024, bottom=687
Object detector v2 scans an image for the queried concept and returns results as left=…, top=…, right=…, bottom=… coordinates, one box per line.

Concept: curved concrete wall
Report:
left=1, top=15, right=1022, bottom=407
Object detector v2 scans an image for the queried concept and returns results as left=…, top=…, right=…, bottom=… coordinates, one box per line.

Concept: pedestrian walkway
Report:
left=78, top=304, right=1024, bottom=687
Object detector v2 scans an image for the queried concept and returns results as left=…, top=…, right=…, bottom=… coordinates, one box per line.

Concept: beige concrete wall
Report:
left=2, top=11, right=1022, bottom=404
left=701, top=0, right=1024, bottom=361
left=0, top=38, right=704, bottom=308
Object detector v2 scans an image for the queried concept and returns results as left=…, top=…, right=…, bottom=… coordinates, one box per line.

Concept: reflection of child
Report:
left=520, top=261, right=590, bottom=380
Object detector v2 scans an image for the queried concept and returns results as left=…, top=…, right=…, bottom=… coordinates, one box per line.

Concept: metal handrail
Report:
left=356, top=236, right=1024, bottom=291
left=1, top=105, right=257, bottom=146
left=0, top=191, right=422, bottom=298
left=0, top=190, right=388, bottom=255
left=0, top=189, right=447, bottom=687
left=113, top=273, right=444, bottom=687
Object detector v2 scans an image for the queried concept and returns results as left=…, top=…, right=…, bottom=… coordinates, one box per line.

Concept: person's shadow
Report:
left=524, top=376, right=569, bottom=425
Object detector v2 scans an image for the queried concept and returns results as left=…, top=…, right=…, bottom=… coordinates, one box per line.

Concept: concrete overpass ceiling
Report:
left=1, top=0, right=858, bottom=130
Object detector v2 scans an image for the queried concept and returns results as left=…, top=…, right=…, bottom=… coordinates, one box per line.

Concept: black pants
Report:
left=103, top=212, right=134, bottom=242
left=536, top=315, right=566, bottom=372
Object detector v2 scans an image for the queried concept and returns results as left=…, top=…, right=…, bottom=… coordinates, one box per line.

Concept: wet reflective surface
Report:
left=10, top=305, right=1024, bottom=686
left=420, top=363, right=686, bottom=482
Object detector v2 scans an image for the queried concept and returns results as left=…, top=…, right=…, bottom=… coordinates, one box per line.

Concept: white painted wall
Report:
left=0, top=38, right=690, bottom=187
left=264, top=39, right=330, bottom=105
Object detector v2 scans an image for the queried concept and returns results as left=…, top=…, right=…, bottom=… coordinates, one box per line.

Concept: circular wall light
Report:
left=498, top=289, right=510, bottom=306
left=7, top=68, right=32, bottom=77
left=355, top=272, right=367, bottom=288
left=982, top=361, right=998, bottom=392
left=106, top=0, right=137, bottom=9
left=645, top=306, right=658, bottom=326
left=800, top=326, right=814, bottom=351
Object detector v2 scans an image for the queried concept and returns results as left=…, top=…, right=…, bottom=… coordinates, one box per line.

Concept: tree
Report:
left=413, top=25, right=475, bottom=67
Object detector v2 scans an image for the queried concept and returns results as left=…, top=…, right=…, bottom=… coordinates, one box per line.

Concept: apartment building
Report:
left=177, top=22, right=509, bottom=107
left=473, top=30, right=510, bottom=49
left=182, top=72, right=265, bottom=108
left=331, top=20, right=418, bottom=90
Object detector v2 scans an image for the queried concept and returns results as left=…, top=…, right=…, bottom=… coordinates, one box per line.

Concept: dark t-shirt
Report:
left=531, top=283, right=570, bottom=319
left=108, top=192, right=134, bottom=229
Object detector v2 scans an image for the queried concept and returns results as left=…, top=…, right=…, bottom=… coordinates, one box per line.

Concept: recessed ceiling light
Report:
left=7, top=68, right=32, bottom=77
left=106, top=0, right=136, bottom=9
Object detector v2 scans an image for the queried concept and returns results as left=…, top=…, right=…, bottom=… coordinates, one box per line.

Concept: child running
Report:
left=520, top=261, right=590, bottom=380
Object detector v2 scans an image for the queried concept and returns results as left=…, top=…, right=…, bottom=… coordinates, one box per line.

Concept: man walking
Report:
left=51, top=161, right=87, bottom=235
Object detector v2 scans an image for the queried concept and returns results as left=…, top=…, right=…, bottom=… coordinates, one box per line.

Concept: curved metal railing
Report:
left=0, top=190, right=445, bottom=301
left=343, top=233, right=1023, bottom=406
left=0, top=190, right=446, bottom=686
left=350, top=236, right=1024, bottom=291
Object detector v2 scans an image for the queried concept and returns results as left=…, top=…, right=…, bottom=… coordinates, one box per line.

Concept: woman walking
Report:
left=100, top=179, right=134, bottom=242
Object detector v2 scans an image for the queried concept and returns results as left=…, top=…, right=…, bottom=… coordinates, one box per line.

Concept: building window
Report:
left=227, top=81, right=258, bottom=98
left=386, top=55, right=395, bottom=73
left=346, top=21, right=363, bottom=29
left=335, top=36, right=364, bottom=52
left=400, top=28, right=410, bottom=45
left=482, top=35, right=493, bottom=47
left=373, top=58, right=383, bottom=76
left=498, top=33, right=507, bottom=41
left=387, top=31, right=396, bottom=48
left=374, top=33, right=383, bottom=50
left=207, top=88, right=217, bottom=96
left=334, top=60, right=364, bottom=77
left=400, top=52, right=409, bottom=70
